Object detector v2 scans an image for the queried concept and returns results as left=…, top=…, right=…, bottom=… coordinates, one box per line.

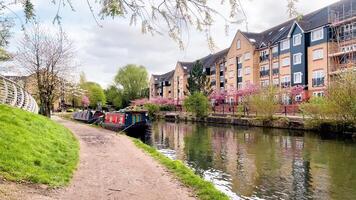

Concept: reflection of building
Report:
left=150, top=0, right=356, bottom=104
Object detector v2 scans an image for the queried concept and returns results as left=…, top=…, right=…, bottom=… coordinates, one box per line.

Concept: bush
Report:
left=144, top=103, right=160, bottom=119
left=183, top=92, right=210, bottom=118
left=249, top=86, right=279, bottom=120
left=160, top=105, right=175, bottom=111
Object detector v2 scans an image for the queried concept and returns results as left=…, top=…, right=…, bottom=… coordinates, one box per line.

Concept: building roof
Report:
left=152, top=70, right=175, bottom=84
left=178, top=48, right=229, bottom=73
left=240, top=0, right=354, bottom=49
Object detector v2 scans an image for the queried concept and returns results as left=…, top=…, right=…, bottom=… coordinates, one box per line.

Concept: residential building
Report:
left=149, top=0, right=356, bottom=105
left=149, top=70, right=175, bottom=99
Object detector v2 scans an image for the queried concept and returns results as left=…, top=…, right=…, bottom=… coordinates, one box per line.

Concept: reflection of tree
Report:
left=184, top=125, right=213, bottom=176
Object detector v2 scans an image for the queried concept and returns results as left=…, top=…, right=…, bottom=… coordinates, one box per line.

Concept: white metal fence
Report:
left=0, top=75, right=39, bottom=113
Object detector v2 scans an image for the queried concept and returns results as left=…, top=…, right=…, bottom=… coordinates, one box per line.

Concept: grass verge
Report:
left=0, top=105, right=79, bottom=187
left=131, top=138, right=229, bottom=200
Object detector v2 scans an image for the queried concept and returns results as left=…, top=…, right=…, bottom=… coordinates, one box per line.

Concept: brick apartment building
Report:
left=150, top=0, right=356, bottom=105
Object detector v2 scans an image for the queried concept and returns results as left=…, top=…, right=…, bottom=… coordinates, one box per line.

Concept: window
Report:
left=293, top=34, right=302, bottom=46
left=238, top=68, right=242, bottom=77
left=280, top=39, right=290, bottom=50
left=313, top=91, right=324, bottom=97
left=312, top=70, right=325, bottom=87
left=313, top=49, right=324, bottom=60
left=273, top=62, right=279, bottom=69
left=245, top=67, right=251, bottom=75
left=237, top=40, right=241, bottom=49
left=311, top=28, right=324, bottom=42
left=260, top=80, right=269, bottom=87
left=293, top=53, right=302, bottom=65
left=238, top=82, right=243, bottom=89
left=295, top=94, right=302, bottom=102
left=282, top=93, right=291, bottom=105
left=273, top=78, right=279, bottom=86
left=272, top=46, right=278, bottom=53
left=281, top=57, right=290, bottom=67
left=244, top=52, right=251, bottom=60
left=281, top=76, right=291, bottom=88
left=260, top=65, right=268, bottom=71
left=293, top=72, right=302, bottom=84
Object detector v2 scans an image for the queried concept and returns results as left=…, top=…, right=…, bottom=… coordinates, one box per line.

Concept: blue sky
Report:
left=3, top=0, right=338, bottom=88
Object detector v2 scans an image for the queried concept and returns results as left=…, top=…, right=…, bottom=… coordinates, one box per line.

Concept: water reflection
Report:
left=148, top=121, right=356, bottom=200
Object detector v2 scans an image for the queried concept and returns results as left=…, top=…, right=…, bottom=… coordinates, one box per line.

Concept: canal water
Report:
left=142, top=121, right=356, bottom=200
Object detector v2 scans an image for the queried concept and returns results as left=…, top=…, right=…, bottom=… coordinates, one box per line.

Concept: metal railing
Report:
left=0, top=75, right=39, bottom=113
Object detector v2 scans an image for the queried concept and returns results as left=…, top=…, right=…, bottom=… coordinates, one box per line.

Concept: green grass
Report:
left=0, top=105, right=79, bottom=187
left=131, top=138, right=229, bottom=200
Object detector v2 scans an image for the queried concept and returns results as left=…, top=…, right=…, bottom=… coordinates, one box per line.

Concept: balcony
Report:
left=260, top=55, right=270, bottom=62
left=281, top=82, right=291, bottom=88
left=312, top=78, right=325, bottom=87
left=260, top=70, right=270, bottom=77
left=272, top=68, right=279, bottom=75
left=272, top=52, right=279, bottom=58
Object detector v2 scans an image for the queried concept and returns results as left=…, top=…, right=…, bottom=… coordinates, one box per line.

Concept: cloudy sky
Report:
left=4, top=0, right=338, bottom=88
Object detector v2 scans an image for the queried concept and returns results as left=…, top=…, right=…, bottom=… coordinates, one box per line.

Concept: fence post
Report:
left=285, top=106, right=287, bottom=116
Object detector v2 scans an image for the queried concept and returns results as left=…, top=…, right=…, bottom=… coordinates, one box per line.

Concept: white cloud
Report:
left=5, top=0, right=339, bottom=88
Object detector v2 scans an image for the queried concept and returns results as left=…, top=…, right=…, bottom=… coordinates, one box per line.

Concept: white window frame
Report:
left=311, top=27, right=324, bottom=42
left=281, top=76, right=290, bottom=84
left=244, top=52, right=251, bottom=60
left=312, top=49, right=324, bottom=60
left=281, top=57, right=290, bottom=67
left=293, top=34, right=302, bottom=46
left=295, top=94, right=302, bottom=102
left=293, top=72, right=302, bottom=84
left=260, top=80, right=269, bottom=87
left=238, top=82, right=243, bottom=89
left=280, top=39, right=290, bottom=51
left=312, top=70, right=324, bottom=79
left=293, top=53, right=302, bottom=65
left=273, top=78, right=279, bottom=86
left=313, top=91, right=324, bottom=97
left=245, top=67, right=251, bottom=75
left=237, top=40, right=241, bottom=49
left=273, top=62, right=279, bottom=69
left=272, top=46, right=278, bottom=54
left=238, top=68, right=242, bottom=77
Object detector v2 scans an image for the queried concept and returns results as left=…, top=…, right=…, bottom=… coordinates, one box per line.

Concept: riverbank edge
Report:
left=131, top=138, right=229, bottom=200
left=160, top=112, right=356, bottom=136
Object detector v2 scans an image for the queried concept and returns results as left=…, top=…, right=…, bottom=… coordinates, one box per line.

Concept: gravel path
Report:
left=0, top=117, right=196, bottom=200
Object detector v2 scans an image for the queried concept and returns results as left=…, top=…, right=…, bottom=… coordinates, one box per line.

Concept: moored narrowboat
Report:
left=73, top=110, right=104, bottom=123
left=100, top=110, right=150, bottom=135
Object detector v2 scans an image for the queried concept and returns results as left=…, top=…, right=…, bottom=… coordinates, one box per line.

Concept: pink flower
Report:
left=81, top=96, right=90, bottom=107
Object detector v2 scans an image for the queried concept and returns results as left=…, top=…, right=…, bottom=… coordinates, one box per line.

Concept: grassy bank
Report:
left=132, top=138, right=229, bottom=200
left=0, top=105, right=79, bottom=186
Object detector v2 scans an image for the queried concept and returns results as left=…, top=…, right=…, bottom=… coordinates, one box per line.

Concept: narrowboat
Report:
left=100, top=110, right=150, bottom=135
left=72, top=110, right=104, bottom=123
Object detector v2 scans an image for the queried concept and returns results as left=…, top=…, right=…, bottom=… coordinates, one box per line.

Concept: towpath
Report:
left=0, top=117, right=195, bottom=200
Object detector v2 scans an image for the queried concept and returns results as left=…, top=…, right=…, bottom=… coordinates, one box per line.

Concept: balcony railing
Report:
left=272, top=68, right=279, bottom=75
left=260, top=70, right=270, bottom=77
left=260, top=55, right=270, bottom=62
left=312, top=78, right=325, bottom=87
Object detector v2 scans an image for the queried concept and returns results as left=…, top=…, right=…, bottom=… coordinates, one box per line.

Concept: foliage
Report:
left=183, top=92, right=210, bottom=118
left=15, top=25, right=74, bottom=117
left=160, top=105, right=175, bottom=111
left=114, top=64, right=149, bottom=101
left=0, top=105, right=79, bottom=186
left=105, top=85, right=125, bottom=109
left=132, top=138, right=229, bottom=200
left=249, top=86, right=279, bottom=120
left=187, top=60, right=211, bottom=96
left=209, top=90, right=226, bottom=104
left=81, top=82, right=106, bottom=108
left=144, top=103, right=160, bottom=119
left=300, top=71, right=356, bottom=124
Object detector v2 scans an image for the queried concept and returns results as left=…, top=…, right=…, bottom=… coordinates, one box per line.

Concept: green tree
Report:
left=105, top=85, right=125, bottom=109
left=114, top=64, right=149, bottom=100
left=249, top=86, right=279, bottom=120
left=187, top=61, right=211, bottom=96
left=81, top=82, right=106, bottom=108
left=183, top=92, right=210, bottom=118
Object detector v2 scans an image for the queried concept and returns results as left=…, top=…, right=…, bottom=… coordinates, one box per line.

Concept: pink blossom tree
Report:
left=81, top=96, right=90, bottom=108
left=291, top=85, right=305, bottom=103
left=209, top=90, right=226, bottom=105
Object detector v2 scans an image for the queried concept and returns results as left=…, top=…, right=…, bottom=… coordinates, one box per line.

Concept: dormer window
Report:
left=293, top=34, right=302, bottom=46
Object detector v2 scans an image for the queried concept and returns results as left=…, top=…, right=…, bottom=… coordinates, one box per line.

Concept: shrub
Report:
left=183, top=92, right=210, bottom=118
left=248, top=86, right=279, bottom=120
left=144, top=103, right=160, bottom=119
left=160, top=105, right=176, bottom=111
